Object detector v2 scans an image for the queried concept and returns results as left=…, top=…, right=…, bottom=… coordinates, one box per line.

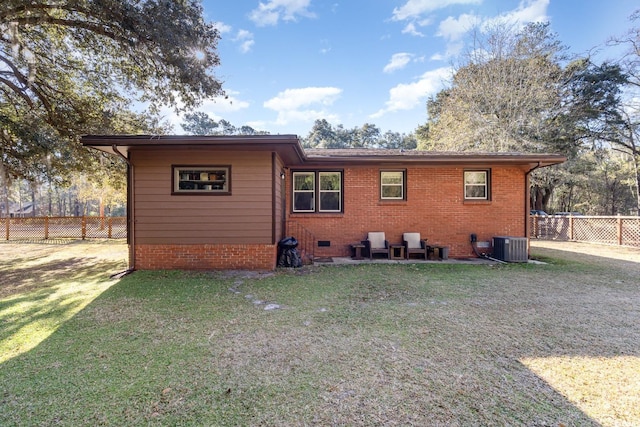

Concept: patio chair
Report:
left=403, top=232, right=430, bottom=260
left=365, top=232, right=389, bottom=259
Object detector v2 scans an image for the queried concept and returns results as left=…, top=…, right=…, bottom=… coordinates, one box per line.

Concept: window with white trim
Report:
left=380, top=170, right=405, bottom=200
left=319, top=172, right=341, bottom=211
left=292, top=170, right=343, bottom=213
left=293, top=172, right=315, bottom=212
left=464, top=170, right=489, bottom=200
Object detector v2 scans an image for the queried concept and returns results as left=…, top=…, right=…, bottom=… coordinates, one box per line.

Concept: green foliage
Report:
left=417, top=21, right=635, bottom=214
left=301, top=119, right=417, bottom=149
left=181, top=112, right=269, bottom=135
left=419, top=22, right=624, bottom=154
left=1, top=0, right=224, bottom=184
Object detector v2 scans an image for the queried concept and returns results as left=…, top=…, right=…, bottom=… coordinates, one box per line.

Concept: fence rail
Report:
left=1, top=216, right=127, bottom=241
left=530, top=215, right=640, bottom=248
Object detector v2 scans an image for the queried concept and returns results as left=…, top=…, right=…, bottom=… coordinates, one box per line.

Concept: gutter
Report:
left=112, top=145, right=136, bottom=272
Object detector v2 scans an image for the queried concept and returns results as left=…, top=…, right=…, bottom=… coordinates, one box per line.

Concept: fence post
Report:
left=5, top=217, right=8, bottom=240
left=108, top=217, right=113, bottom=239
left=569, top=216, right=574, bottom=240
left=44, top=216, right=49, bottom=239
left=617, top=217, right=623, bottom=246
left=81, top=216, right=87, bottom=240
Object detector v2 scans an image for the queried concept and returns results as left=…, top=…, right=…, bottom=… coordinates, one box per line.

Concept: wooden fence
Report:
left=1, top=216, right=126, bottom=241
left=3, top=215, right=638, bottom=248
left=530, top=215, right=640, bottom=248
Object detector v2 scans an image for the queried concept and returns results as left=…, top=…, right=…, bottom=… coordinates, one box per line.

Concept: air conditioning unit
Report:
left=492, top=236, right=528, bottom=262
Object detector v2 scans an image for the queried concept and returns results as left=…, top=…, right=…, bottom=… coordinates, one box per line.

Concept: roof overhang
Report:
left=303, top=149, right=566, bottom=169
left=81, top=134, right=307, bottom=166
left=81, top=135, right=566, bottom=169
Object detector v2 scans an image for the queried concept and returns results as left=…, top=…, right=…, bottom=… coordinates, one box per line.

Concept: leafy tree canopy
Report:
left=1, top=0, right=225, bottom=183
left=302, top=119, right=417, bottom=150
left=181, top=112, right=269, bottom=136
left=419, top=22, right=624, bottom=155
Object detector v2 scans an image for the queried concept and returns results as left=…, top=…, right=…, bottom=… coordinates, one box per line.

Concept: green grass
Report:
left=1, top=242, right=639, bottom=426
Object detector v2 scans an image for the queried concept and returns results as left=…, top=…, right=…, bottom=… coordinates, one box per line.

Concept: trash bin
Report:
left=277, top=236, right=302, bottom=268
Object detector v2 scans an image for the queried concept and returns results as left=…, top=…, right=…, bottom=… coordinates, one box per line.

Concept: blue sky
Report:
left=165, top=0, right=638, bottom=137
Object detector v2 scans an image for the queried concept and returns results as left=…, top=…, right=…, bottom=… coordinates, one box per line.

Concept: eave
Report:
left=81, top=134, right=307, bottom=166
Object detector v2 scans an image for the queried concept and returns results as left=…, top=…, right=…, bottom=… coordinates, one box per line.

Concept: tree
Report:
left=1, top=0, right=225, bottom=182
left=418, top=22, right=626, bottom=213
left=605, top=9, right=640, bottom=214
left=181, top=112, right=268, bottom=135
left=302, top=119, right=416, bottom=149
left=302, top=119, right=340, bottom=148
left=419, top=22, right=574, bottom=153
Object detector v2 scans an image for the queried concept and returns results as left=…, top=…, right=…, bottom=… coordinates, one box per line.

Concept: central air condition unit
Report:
left=492, top=236, right=528, bottom=262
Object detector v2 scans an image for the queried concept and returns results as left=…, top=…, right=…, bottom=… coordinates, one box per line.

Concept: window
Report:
left=173, top=166, right=230, bottom=194
left=292, top=170, right=342, bottom=213
left=380, top=170, right=405, bottom=200
left=464, top=170, right=489, bottom=200
left=319, top=172, right=341, bottom=211
left=293, top=172, right=315, bottom=212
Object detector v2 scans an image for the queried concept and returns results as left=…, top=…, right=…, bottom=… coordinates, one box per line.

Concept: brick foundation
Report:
left=134, top=244, right=277, bottom=270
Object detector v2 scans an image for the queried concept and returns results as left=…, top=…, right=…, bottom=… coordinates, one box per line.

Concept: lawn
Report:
left=0, top=240, right=639, bottom=426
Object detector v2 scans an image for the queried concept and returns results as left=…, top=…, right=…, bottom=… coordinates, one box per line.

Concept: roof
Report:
left=81, top=135, right=566, bottom=168
left=304, top=148, right=566, bottom=168
left=81, top=134, right=307, bottom=165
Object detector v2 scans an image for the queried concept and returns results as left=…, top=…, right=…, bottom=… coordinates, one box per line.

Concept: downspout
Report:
left=525, top=162, right=542, bottom=257
left=112, top=145, right=136, bottom=272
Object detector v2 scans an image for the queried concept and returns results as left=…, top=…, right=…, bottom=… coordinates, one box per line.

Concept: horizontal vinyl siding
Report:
left=132, top=149, right=273, bottom=244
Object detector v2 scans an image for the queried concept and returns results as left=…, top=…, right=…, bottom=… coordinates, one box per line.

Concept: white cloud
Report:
left=264, top=87, right=342, bottom=126
left=249, top=0, right=315, bottom=27
left=437, top=13, right=481, bottom=42
left=264, top=87, right=341, bottom=110
left=202, top=92, right=251, bottom=114
left=371, top=67, right=451, bottom=118
left=431, top=0, right=550, bottom=60
left=213, top=22, right=232, bottom=34
left=383, top=53, right=414, bottom=73
left=392, top=0, right=482, bottom=21
left=484, top=0, right=549, bottom=27
left=233, top=30, right=255, bottom=53
left=401, top=22, right=425, bottom=37
left=157, top=92, right=251, bottom=134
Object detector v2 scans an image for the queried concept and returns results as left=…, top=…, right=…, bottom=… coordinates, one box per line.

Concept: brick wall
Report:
left=134, top=244, right=277, bottom=270
left=287, top=165, right=527, bottom=258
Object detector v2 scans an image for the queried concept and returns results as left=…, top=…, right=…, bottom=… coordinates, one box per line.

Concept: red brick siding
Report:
left=135, top=244, right=277, bottom=270
left=287, top=165, right=527, bottom=258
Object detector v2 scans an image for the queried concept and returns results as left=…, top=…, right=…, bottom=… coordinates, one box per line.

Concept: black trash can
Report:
left=277, top=236, right=302, bottom=268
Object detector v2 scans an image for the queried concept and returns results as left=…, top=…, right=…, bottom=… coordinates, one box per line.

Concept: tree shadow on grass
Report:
left=0, top=254, right=127, bottom=362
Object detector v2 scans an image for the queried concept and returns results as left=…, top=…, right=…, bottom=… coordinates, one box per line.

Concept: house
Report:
left=81, top=135, right=566, bottom=270
left=0, top=202, right=34, bottom=218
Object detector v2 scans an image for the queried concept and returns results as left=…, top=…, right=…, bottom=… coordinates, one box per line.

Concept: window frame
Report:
left=292, top=171, right=316, bottom=213
left=380, top=169, right=407, bottom=200
left=318, top=171, right=342, bottom=212
left=464, top=170, right=490, bottom=201
left=292, top=170, right=343, bottom=213
left=172, top=165, right=231, bottom=195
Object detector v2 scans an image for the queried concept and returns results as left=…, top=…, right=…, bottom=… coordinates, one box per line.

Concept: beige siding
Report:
left=274, top=155, right=285, bottom=242
left=131, top=149, right=274, bottom=244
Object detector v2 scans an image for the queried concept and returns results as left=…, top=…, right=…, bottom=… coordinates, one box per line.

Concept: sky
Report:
left=163, top=0, right=638, bottom=137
